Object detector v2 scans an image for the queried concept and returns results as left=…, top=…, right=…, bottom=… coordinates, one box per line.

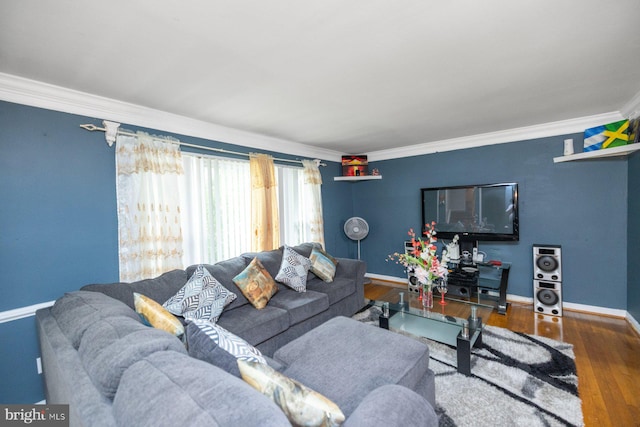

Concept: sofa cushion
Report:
left=274, top=316, right=431, bottom=417
left=305, top=276, right=356, bottom=305
left=269, top=289, right=329, bottom=325
left=134, top=293, right=184, bottom=337
left=113, top=351, right=290, bottom=427
left=187, top=257, right=250, bottom=310
left=186, top=319, right=266, bottom=377
left=309, top=247, right=338, bottom=283
left=241, top=247, right=283, bottom=278
left=289, top=242, right=317, bottom=258
left=77, top=316, right=149, bottom=363
left=275, top=245, right=312, bottom=292
left=81, top=269, right=188, bottom=310
left=50, top=291, right=139, bottom=349
left=343, top=385, right=438, bottom=427
left=78, top=317, right=187, bottom=399
left=216, top=304, right=289, bottom=346
left=233, top=257, right=278, bottom=309
left=163, top=265, right=236, bottom=322
left=238, top=359, right=345, bottom=427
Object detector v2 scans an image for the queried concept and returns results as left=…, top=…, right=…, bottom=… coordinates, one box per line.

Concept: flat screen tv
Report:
left=421, top=182, right=519, bottom=242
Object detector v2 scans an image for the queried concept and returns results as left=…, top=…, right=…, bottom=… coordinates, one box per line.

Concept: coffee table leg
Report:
left=457, top=332, right=471, bottom=375
left=379, top=315, right=389, bottom=330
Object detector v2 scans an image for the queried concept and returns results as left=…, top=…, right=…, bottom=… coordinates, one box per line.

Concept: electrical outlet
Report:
left=36, top=357, right=42, bottom=374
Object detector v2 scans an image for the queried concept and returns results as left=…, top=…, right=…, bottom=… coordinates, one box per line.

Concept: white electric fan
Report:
left=343, top=217, right=369, bottom=260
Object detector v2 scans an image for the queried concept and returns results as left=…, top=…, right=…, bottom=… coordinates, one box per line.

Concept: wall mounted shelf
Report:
left=333, top=175, right=382, bottom=181
left=553, top=144, right=640, bottom=163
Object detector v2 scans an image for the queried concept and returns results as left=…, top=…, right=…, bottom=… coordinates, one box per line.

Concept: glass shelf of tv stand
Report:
left=446, top=260, right=511, bottom=314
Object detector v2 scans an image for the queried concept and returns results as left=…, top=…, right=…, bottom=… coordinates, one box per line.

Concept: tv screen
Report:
left=421, top=182, right=519, bottom=242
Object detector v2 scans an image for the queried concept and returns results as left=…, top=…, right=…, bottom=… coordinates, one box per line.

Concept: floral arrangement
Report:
left=387, top=221, right=449, bottom=284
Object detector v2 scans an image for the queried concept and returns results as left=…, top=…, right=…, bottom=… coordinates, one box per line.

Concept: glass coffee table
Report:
left=369, top=287, right=493, bottom=375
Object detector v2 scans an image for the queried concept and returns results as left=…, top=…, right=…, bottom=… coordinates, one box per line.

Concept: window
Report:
left=180, top=153, right=310, bottom=265
left=277, top=164, right=308, bottom=246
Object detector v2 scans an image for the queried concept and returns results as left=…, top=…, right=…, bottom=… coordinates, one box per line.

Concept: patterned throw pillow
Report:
left=309, top=247, right=338, bottom=283
left=189, top=319, right=266, bottom=365
left=233, top=257, right=278, bottom=309
left=133, top=293, right=185, bottom=337
left=238, top=359, right=345, bottom=427
left=163, top=265, right=236, bottom=322
left=275, top=245, right=312, bottom=292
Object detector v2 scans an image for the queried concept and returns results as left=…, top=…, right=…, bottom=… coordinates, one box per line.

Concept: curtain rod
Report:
left=79, top=121, right=326, bottom=167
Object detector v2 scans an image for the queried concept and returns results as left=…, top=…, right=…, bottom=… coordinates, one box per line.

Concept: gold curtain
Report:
left=250, top=153, right=280, bottom=251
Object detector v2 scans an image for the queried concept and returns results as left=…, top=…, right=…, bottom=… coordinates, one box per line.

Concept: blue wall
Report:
left=356, top=136, right=629, bottom=309
left=628, top=152, right=640, bottom=321
left=0, top=99, right=635, bottom=403
left=0, top=104, right=121, bottom=310
left=0, top=100, right=350, bottom=403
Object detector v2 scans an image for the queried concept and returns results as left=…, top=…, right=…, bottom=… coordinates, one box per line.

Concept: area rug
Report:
left=353, top=307, right=584, bottom=427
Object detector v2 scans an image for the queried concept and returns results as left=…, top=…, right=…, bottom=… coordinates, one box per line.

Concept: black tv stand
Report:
left=446, top=260, right=511, bottom=315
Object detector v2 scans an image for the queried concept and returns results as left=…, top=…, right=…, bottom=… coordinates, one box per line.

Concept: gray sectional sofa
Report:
left=36, top=243, right=438, bottom=426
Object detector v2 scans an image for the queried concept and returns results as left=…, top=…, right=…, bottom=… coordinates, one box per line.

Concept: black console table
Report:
left=446, top=261, right=511, bottom=315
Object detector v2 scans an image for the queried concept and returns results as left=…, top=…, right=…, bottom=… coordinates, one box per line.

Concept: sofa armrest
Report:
left=334, top=257, right=366, bottom=308
left=334, top=257, right=366, bottom=284
left=344, top=384, right=438, bottom=427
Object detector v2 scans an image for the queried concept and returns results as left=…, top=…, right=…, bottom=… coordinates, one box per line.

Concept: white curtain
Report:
left=180, top=154, right=251, bottom=265
left=277, top=165, right=305, bottom=246
left=116, top=132, right=184, bottom=281
left=302, top=159, right=325, bottom=247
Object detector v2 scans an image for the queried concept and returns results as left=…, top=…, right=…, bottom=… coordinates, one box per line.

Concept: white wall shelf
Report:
left=333, top=175, right=382, bottom=181
left=553, top=144, right=640, bottom=163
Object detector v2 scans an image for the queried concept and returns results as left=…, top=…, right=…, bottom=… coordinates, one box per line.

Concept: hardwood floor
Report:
left=364, top=281, right=640, bottom=427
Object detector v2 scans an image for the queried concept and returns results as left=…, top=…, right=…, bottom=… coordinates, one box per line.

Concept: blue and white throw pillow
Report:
left=189, top=319, right=266, bottom=365
left=163, top=265, right=236, bottom=322
left=309, top=247, right=338, bottom=283
left=275, top=245, right=312, bottom=292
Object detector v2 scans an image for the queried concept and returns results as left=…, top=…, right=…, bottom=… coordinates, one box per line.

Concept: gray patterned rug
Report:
left=353, top=307, right=584, bottom=427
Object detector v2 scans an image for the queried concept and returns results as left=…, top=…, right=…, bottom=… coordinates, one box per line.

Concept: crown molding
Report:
left=1, top=72, right=633, bottom=164
left=367, top=111, right=624, bottom=162
left=620, top=88, right=640, bottom=119
left=0, top=73, right=345, bottom=162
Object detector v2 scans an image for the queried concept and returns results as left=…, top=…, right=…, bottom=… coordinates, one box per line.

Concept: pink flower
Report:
left=388, top=221, right=449, bottom=283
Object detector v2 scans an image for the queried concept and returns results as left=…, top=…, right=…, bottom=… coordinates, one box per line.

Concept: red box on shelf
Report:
left=341, top=155, right=368, bottom=176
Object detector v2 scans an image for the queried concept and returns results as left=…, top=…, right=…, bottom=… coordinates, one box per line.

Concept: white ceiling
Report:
left=2, top=0, right=640, bottom=158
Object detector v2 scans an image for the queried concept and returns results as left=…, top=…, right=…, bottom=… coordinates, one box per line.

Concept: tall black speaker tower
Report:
left=405, top=241, right=421, bottom=294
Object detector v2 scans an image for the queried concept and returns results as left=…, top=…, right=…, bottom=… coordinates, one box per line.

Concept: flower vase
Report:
left=422, top=281, right=433, bottom=309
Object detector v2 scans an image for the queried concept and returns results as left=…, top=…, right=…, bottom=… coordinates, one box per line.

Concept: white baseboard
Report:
left=627, top=312, right=640, bottom=336
left=365, top=273, right=407, bottom=284
left=506, top=294, right=533, bottom=303
left=562, top=301, right=627, bottom=318
left=0, top=300, right=55, bottom=324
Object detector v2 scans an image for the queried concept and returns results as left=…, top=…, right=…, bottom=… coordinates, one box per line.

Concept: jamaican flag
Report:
left=583, top=119, right=629, bottom=152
